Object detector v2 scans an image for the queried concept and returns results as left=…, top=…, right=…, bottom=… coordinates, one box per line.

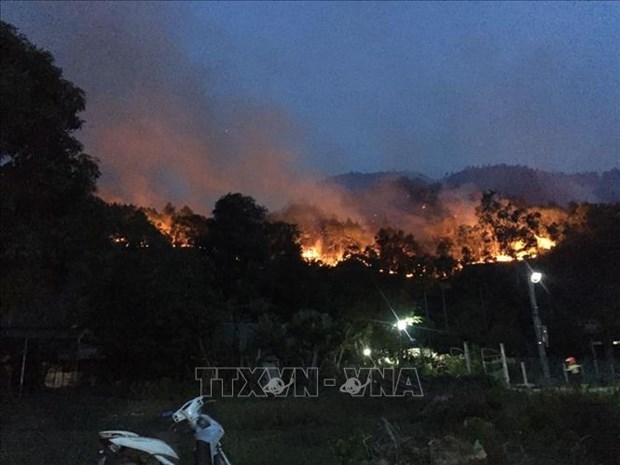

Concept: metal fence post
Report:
left=464, top=342, right=472, bottom=374
left=520, top=362, right=529, bottom=386
left=500, top=343, right=510, bottom=386
left=562, top=362, right=569, bottom=384
left=18, top=337, right=29, bottom=398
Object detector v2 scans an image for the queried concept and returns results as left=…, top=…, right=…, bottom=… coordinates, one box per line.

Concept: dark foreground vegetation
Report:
left=2, top=380, right=619, bottom=465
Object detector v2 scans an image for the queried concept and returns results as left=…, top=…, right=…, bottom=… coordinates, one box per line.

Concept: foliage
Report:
left=203, top=193, right=303, bottom=308
left=285, top=309, right=338, bottom=366
left=374, top=227, right=423, bottom=274
left=331, top=429, right=372, bottom=465
left=143, top=203, right=209, bottom=247
left=84, top=245, right=223, bottom=380
left=1, top=21, right=100, bottom=324
left=0, top=21, right=98, bottom=184
left=475, top=190, right=542, bottom=261
left=539, top=202, right=620, bottom=355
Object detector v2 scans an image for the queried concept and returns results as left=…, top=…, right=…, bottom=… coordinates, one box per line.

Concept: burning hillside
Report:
left=142, top=204, right=208, bottom=248
left=138, top=180, right=584, bottom=277
left=271, top=179, right=579, bottom=270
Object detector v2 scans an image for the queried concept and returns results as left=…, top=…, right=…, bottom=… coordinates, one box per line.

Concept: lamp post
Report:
left=392, top=316, right=419, bottom=363
left=439, top=282, right=450, bottom=329
left=527, top=270, right=551, bottom=385
left=395, top=319, right=410, bottom=362
left=362, top=347, right=376, bottom=366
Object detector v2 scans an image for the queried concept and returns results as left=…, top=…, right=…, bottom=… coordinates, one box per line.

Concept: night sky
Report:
left=3, top=2, right=619, bottom=210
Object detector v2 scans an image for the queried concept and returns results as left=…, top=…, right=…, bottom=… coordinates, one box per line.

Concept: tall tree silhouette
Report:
left=1, top=21, right=99, bottom=324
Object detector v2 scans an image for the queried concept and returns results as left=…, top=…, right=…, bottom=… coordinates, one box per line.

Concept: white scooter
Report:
left=97, top=396, right=232, bottom=465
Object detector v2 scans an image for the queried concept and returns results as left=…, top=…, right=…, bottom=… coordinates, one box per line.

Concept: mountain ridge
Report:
left=325, top=165, right=620, bottom=205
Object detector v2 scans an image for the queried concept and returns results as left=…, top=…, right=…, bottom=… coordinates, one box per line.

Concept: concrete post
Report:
left=500, top=343, right=510, bottom=386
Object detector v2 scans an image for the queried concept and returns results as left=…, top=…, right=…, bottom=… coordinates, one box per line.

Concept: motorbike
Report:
left=97, top=396, right=232, bottom=465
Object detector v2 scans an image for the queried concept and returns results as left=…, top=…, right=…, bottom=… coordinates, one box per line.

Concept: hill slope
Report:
left=326, top=165, right=619, bottom=205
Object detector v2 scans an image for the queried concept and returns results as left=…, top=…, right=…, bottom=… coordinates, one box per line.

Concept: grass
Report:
left=1, top=379, right=619, bottom=465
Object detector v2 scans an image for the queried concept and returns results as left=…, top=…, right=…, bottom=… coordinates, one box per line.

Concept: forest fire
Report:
left=468, top=234, right=557, bottom=264
left=269, top=177, right=584, bottom=272
left=139, top=188, right=580, bottom=275
left=536, top=235, right=556, bottom=250
left=299, top=234, right=558, bottom=267
left=142, top=204, right=207, bottom=248
left=487, top=235, right=556, bottom=263
left=141, top=209, right=562, bottom=267
left=301, top=244, right=322, bottom=262
left=299, top=239, right=353, bottom=266
left=289, top=190, right=570, bottom=269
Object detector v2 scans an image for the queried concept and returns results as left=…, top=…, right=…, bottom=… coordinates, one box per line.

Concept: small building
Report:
left=0, top=327, right=103, bottom=395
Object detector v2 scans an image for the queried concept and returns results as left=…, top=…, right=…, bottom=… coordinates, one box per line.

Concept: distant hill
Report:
left=325, top=165, right=619, bottom=205
left=443, top=165, right=620, bottom=205
left=324, top=171, right=431, bottom=192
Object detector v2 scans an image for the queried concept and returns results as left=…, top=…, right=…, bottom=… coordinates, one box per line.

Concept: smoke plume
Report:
left=5, top=2, right=360, bottom=216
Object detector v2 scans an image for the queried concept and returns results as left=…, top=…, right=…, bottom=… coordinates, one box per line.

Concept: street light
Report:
left=392, top=316, right=419, bottom=363
left=527, top=269, right=551, bottom=385
left=362, top=347, right=377, bottom=367
left=394, top=316, right=420, bottom=332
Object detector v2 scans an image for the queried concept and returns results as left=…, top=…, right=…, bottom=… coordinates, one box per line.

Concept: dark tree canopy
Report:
left=204, top=193, right=304, bottom=307
left=0, top=21, right=99, bottom=324
left=206, top=193, right=269, bottom=265
left=1, top=21, right=92, bottom=165
left=1, top=20, right=99, bottom=217
left=374, top=227, right=423, bottom=275
left=475, top=190, right=542, bottom=260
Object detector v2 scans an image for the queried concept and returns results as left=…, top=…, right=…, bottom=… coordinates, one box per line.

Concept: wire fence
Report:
left=458, top=342, right=619, bottom=388
left=512, top=356, right=618, bottom=387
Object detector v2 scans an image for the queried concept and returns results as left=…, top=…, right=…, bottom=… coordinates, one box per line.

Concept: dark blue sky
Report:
left=3, top=2, right=619, bottom=208
left=181, top=2, right=620, bottom=176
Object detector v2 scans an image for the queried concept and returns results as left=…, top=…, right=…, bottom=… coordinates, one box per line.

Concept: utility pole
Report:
left=479, top=285, right=488, bottom=331
left=439, top=282, right=450, bottom=329
left=423, top=290, right=431, bottom=347
left=527, top=271, right=551, bottom=385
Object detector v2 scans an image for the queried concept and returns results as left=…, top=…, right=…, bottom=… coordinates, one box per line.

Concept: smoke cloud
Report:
left=4, top=2, right=358, bottom=216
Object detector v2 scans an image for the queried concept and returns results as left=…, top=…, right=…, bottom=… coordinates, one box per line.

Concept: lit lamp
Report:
left=362, top=347, right=376, bottom=366
left=527, top=269, right=551, bottom=385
